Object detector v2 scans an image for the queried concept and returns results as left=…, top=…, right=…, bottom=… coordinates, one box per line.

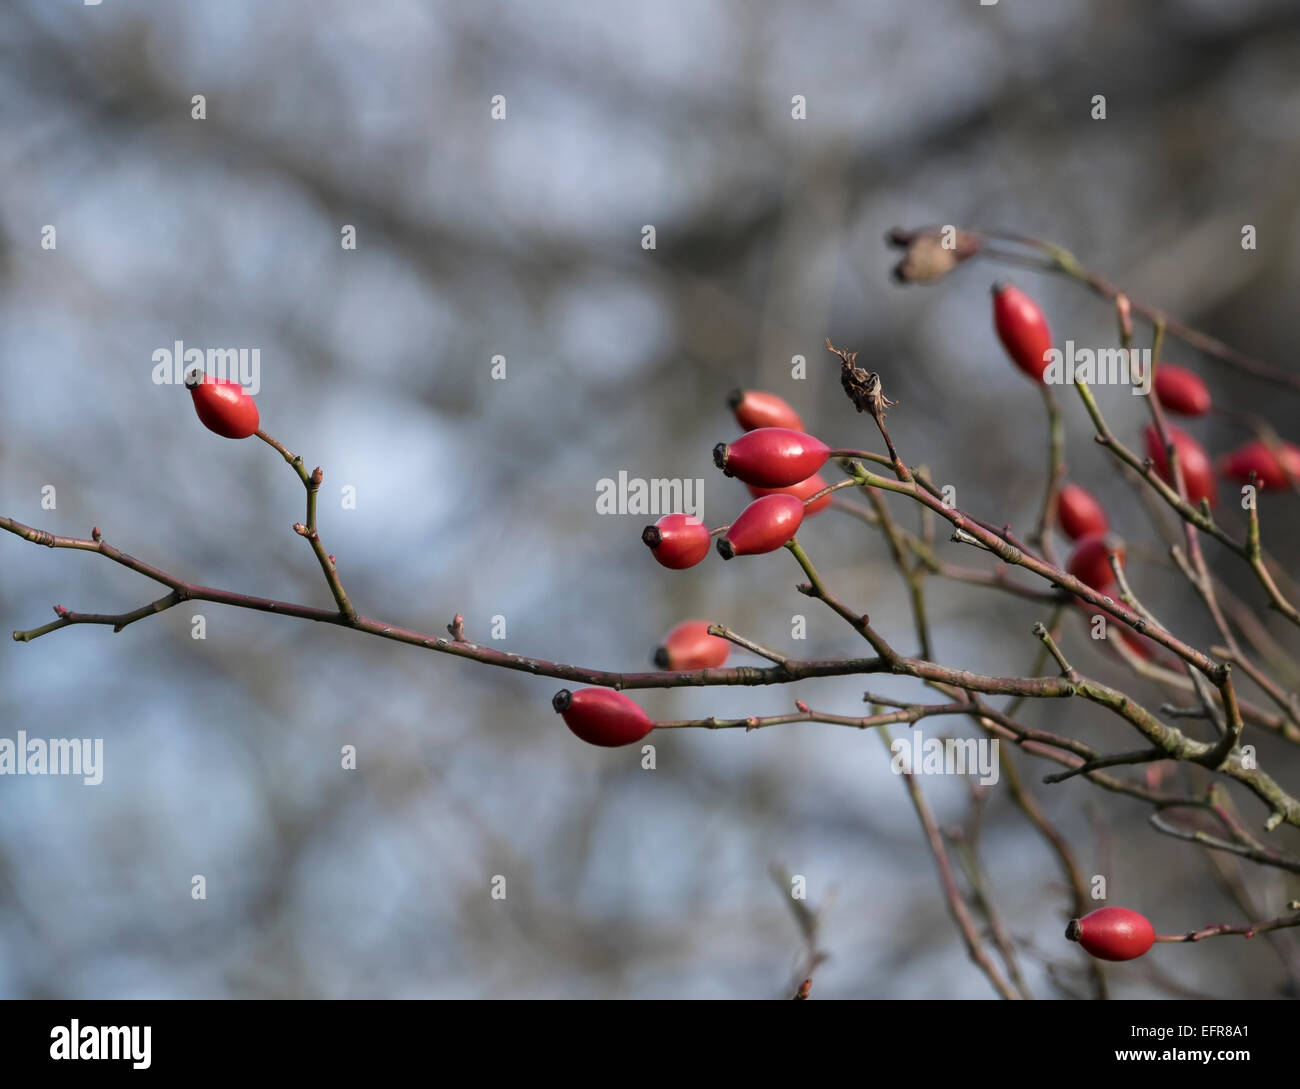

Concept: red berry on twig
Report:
left=992, top=281, right=1053, bottom=383
left=713, top=428, right=830, bottom=488
left=1144, top=424, right=1216, bottom=507
left=1067, top=533, right=1123, bottom=594
left=1066, top=907, right=1155, bottom=961
left=642, top=513, right=711, bottom=569
left=552, top=688, right=654, bottom=747
left=1218, top=439, right=1300, bottom=492
left=186, top=371, right=260, bottom=439
left=727, top=389, right=804, bottom=432
left=654, top=620, right=730, bottom=670
left=1056, top=483, right=1108, bottom=541
left=746, top=472, right=834, bottom=517
left=1153, top=364, right=1211, bottom=417
left=717, top=494, right=804, bottom=559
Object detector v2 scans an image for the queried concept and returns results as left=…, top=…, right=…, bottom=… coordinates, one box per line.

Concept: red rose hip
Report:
left=654, top=620, right=730, bottom=670
left=1218, top=439, right=1300, bottom=492
left=1066, top=907, right=1155, bottom=962
left=746, top=471, right=834, bottom=517
left=1153, top=364, right=1211, bottom=417
left=186, top=371, right=260, bottom=439
left=1144, top=424, right=1216, bottom=507
left=992, top=280, right=1053, bottom=383
left=727, top=389, right=804, bottom=432
left=713, top=428, right=830, bottom=488
left=642, top=513, right=710, bottom=569
left=1067, top=533, right=1123, bottom=594
left=717, top=493, right=804, bottom=559
left=553, top=688, right=654, bottom=747
left=1056, top=482, right=1108, bottom=541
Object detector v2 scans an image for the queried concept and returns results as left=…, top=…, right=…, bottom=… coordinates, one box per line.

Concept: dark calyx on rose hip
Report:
left=713, top=427, right=831, bottom=488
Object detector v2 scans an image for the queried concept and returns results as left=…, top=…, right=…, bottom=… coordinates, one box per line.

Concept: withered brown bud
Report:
left=890, top=229, right=980, bottom=285
left=826, top=340, right=897, bottom=419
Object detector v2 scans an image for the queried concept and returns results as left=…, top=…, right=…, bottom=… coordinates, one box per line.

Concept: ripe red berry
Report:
left=746, top=471, right=833, bottom=517
left=717, top=493, right=804, bottom=559
left=1066, top=907, right=1155, bottom=962
left=1152, top=364, right=1211, bottom=416
left=713, top=428, right=830, bottom=488
left=992, top=280, right=1053, bottom=383
left=1057, top=483, right=1108, bottom=541
left=552, top=688, right=653, bottom=747
left=727, top=389, right=804, bottom=432
left=1067, top=533, right=1122, bottom=594
left=186, top=371, right=260, bottom=439
left=1144, top=424, right=1216, bottom=507
left=1218, top=439, right=1300, bottom=492
left=654, top=620, right=730, bottom=670
left=642, top=513, right=711, bottom=569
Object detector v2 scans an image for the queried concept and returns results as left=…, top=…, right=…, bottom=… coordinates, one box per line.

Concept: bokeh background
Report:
left=3, top=0, right=1300, bottom=999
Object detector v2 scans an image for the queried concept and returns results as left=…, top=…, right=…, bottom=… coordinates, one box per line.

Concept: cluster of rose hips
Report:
left=556, top=389, right=838, bottom=747
left=994, top=279, right=1300, bottom=512
left=180, top=309, right=1275, bottom=967
left=557, top=283, right=1300, bottom=752
left=995, top=280, right=1298, bottom=640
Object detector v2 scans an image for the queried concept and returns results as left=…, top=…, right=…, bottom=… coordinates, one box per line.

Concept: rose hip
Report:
left=186, top=371, right=260, bottom=439
left=1144, top=424, right=1216, bottom=507
left=1153, top=364, right=1212, bottom=417
left=727, top=389, right=804, bottom=432
left=1067, top=533, right=1122, bottom=595
left=1065, top=907, right=1155, bottom=961
left=654, top=620, right=730, bottom=670
left=746, top=472, right=834, bottom=517
left=992, top=280, right=1053, bottom=383
left=713, top=428, right=830, bottom=488
left=1218, top=439, right=1300, bottom=492
left=642, top=513, right=711, bottom=569
left=1057, top=482, right=1108, bottom=540
left=716, top=493, right=804, bottom=559
left=552, top=688, right=654, bottom=747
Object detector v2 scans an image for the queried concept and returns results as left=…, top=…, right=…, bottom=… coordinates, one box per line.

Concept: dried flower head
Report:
left=886, top=226, right=980, bottom=284
left=826, top=339, right=897, bottom=420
